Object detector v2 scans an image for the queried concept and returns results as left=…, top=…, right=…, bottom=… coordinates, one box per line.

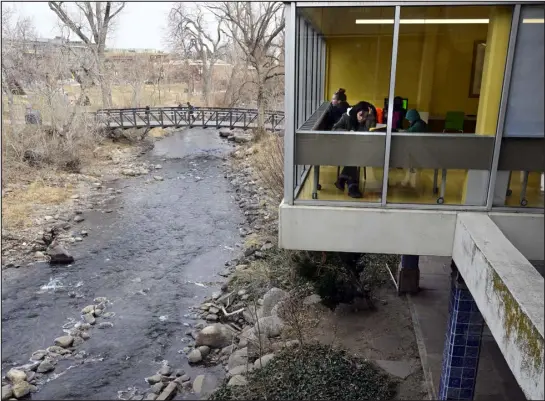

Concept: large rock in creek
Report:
left=192, top=374, right=218, bottom=397
left=46, top=243, right=74, bottom=264
left=261, top=288, right=288, bottom=317
left=6, top=369, right=26, bottom=383
left=2, top=385, right=13, bottom=401
left=12, top=381, right=31, bottom=399
left=195, top=324, right=235, bottom=349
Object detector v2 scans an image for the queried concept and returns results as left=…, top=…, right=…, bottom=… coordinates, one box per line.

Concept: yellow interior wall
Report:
left=325, top=25, right=487, bottom=116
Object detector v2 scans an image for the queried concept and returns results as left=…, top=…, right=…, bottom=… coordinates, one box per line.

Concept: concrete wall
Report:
left=278, top=202, right=544, bottom=260
left=452, top=213, right=544, bottom=400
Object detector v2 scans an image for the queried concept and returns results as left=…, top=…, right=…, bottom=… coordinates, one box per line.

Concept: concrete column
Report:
left=396, top=255, right=420, bottom=295
left=439, top=265, right=484, bottom=401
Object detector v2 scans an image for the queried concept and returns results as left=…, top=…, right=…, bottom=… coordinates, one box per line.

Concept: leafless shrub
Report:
left=2, top=113, right=103, bottom=182
left=248, top=132, right=284, bottom=201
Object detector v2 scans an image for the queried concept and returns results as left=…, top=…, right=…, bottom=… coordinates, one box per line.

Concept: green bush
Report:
left=210, top=343, right=397, bottom=400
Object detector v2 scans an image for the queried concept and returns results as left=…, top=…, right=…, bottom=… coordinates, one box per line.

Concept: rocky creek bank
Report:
left=2, top=127, right=176, bottom=270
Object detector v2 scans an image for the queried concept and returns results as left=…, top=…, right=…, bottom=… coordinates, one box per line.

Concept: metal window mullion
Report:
left=305, top=22, right=311, bottom=120
left=486, top=4, right=521, bottom=210
left=381, top=6, right=401, bottom=206
left=321, top=38, right=326, bottom=101
left=298, top=16, right=305, bottom=128
left=314, top=30, right=319, bottom=110
left=284, top=3, right=296, bottom=205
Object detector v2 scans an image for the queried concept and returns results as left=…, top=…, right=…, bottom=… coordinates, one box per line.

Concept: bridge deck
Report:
left=95, top=107, right=284, bottom=131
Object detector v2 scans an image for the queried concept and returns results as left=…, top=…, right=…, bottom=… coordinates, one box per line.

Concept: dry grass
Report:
left=247, top=132, right=284, bottom=201
left=2, top=180, right=73, bottom=229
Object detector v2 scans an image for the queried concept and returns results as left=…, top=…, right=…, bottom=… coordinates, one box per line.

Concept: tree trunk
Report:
left=202, top=71, right=211, bottom=107
left=96, top=51, right=112, bottom=108
left=256, top=83, right=266, bottom=131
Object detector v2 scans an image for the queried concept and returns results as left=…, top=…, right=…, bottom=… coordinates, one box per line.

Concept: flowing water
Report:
left=1, top=128, right=244, bottom=399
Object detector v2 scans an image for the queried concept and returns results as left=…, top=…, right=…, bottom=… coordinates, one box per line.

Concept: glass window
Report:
left=387, top=5, right=513, bottom=206
left=294, top=6, right=394, bottom=203
left=495, top=5, right=544, bottom=208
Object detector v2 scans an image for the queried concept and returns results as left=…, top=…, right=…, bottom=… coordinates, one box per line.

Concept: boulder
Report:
left=255, top=316, right=284, bottom=338
left=36, top=361, right=55, bottom=373
left=6, top=369, right=26, bottom=383
left=146, top=375, right=163, bottom=385
left=12, top=381, right=31, bottom=399
left=2, top=385, right=13, bottom=401
left=227, top=375, right=248, bottom=387
left=247, top=332, right=273, bottom=358
left=242, top=305, right=261, bottom=324
left=303, top=294, right=322, bottom=305
left=254, top=353, right=275, bottom=369
left=261, top=288, right=288, bottom=317
left=228, top=364, right=254, bottom=377
left=192, top=374, right=218, bottom=396
left=46, top=243, right=74, bottom=264
left=187, top=349, right=202, bottom=364
left=197, top=346, right=210, bottom=357
left=227, top=347, right=248, bottom=371
left=219, top=130, right=231, bottom=138
left=195, top=324, right=235, bottom=348
left=54, top=335, right=74, bottom=348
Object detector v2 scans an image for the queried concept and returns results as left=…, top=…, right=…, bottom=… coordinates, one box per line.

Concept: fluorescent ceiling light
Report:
left=522, top=18, right=544, bottom=24
left=355, top=18, right=489, bottom=24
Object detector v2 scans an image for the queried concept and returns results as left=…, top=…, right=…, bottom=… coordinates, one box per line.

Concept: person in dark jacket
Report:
left=404, top=109, right=427, bottom=133
left=326, top=88, right=350, bottom=129
left=187, top=101, right=196, bottom=123
left=332, top=101, right=377, bottom=198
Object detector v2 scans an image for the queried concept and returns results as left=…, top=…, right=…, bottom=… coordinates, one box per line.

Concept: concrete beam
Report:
left=452, top=213, right=544, bottom=400
left=278, top=203, right=544, bottom=260
left=279, top=203, right=458, bottom=256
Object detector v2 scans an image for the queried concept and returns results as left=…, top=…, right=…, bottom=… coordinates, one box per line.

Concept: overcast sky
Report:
left=9, top=2, right=176, bottom=51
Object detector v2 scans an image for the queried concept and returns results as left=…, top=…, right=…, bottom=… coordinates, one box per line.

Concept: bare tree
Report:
left=207, top=2, right=285, bottom=128
left=167, top=3, right=227, bottom=106
left=116, top=56, right=151, bottom=107
left=1, top=7, right=37, bottom=126
left=47, top=1, right=126, bottom=108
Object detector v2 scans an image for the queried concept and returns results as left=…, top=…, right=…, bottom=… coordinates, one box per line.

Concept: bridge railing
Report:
left=95, top=107, right=284, bottom=131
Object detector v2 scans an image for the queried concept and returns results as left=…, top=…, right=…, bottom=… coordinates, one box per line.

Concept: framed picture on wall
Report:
left=469, top=40, right=486, bottom=98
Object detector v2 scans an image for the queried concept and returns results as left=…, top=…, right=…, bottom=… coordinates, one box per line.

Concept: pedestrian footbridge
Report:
left=95, top=107, right=284, bottom=131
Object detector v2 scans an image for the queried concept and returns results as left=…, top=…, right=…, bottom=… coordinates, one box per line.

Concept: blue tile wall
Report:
left=439, top=276, right=484, bottom=400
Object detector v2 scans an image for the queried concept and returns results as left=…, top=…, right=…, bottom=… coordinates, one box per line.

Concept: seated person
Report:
left=400, top=109, right=427, bottom=187
left=332, top=101, right=377, bottom=198
left=325, top=88, right=350, bottom=130
left=403, top=109, right=427, bottom=133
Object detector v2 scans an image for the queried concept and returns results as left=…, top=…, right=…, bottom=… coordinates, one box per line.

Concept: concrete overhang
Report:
left=278, top=202, right=544, bottom=260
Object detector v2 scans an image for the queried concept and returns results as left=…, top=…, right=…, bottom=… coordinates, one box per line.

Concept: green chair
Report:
left=433, top=111, right=465, bottom=204
left=443, top=111, right=465, bottom=133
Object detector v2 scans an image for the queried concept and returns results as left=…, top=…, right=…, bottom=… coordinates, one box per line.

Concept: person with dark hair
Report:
left=332, top=101, right=378, bottom=198
left=187, top=101, right=195, bottom=123
left=325, top=88, right=350, bottom=129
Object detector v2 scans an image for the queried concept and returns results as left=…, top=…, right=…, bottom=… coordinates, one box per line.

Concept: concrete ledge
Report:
left=279, top=202, right=458, bottom=256
left=452, top=213, right=544, bottom=400
left=489, top=212, right=544, bottom=261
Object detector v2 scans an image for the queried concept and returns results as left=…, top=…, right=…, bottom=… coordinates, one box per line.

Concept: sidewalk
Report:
left=408, top=256, right=526, bottom=400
